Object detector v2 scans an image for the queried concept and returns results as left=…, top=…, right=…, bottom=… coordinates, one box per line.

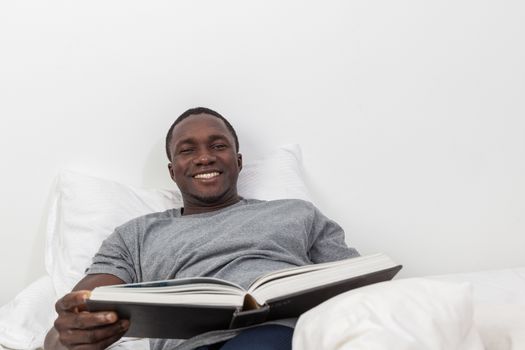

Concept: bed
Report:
left=1, top=145, right=524, bottom=350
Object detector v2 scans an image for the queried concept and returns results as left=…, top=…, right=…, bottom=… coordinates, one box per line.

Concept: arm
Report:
left=307, top=204, right=360, bottom=263
left=44, top=274, right=129, bottom=350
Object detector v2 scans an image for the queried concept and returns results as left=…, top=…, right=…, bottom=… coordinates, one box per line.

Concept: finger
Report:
left=72, top=329, right=128, bottom=350
left=55, top=310, right=119, bottom=331
left=56, top=291, right=91, bottom=313
left=59, top=319, right=129, bottom=347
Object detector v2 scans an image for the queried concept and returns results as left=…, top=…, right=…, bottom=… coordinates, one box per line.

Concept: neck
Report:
left=181, top=195, right=242, bottom=216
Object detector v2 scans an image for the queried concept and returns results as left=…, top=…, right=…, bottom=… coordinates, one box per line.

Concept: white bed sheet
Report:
left=431, top=266, right=525, bottom=304
left=431, top=267, right=525, bottom=350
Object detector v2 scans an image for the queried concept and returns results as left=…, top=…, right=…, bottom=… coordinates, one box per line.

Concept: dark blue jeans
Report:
left=195, top=325, right=293, bottom=350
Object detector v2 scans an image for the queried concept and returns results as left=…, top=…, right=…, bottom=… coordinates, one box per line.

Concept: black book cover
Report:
left=86, top=301, right=237, bottom=339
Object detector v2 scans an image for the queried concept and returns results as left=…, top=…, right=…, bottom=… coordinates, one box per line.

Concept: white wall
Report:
left=1, top=0, right=524, bottom=305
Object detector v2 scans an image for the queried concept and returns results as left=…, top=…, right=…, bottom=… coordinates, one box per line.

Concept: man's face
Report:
left=167, top=113, right=242, bottom=206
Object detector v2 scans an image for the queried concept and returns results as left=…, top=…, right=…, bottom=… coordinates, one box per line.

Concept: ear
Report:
left=237, top=153, right=243, bottom=171
left=168, top=163, right=176, bottom=182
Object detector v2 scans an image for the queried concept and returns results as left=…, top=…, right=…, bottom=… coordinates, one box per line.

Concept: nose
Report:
left=192, top=149, right=217, bottom=165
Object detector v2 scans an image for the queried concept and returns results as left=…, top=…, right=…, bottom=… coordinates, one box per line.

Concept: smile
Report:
left=193, top=172, right=220, bottom=179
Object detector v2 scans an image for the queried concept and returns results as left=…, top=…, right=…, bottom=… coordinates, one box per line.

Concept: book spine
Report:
left=229, top=304, right=270, bottom=329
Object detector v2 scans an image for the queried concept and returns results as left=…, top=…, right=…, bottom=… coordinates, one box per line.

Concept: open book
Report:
left=87, top=253, right=402, bottom=339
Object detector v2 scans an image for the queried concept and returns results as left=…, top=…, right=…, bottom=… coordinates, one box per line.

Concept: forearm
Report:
left=44, top=327, right=68, bottom=350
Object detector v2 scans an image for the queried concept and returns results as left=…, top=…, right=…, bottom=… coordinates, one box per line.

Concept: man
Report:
left=45, top=107, right=359, bottom=350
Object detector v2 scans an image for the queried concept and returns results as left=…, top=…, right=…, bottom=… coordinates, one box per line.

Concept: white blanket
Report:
left=293, top=268, right=525, bottom=350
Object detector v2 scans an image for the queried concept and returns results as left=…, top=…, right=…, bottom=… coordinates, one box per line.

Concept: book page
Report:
left=101, top=277, right=244, bottom=292
left=90, top=290, right=245, bottom=307
left=248, top=253, right=386, bottom=292
left=249, top=254, right=398, bottom=304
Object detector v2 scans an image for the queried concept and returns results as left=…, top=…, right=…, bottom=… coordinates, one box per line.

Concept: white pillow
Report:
left=237, top=144, right=312, bottom=202
left=292, top=278, right=484, bottom=350
left=45, top=171, right=183, bottom=297
left=0, top=276, right=56, bottom=349
left=0, top=144, right=311, bottom=350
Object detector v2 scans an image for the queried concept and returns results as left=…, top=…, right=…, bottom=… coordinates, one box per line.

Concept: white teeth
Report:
left=194, top=172, right=220, bottom=179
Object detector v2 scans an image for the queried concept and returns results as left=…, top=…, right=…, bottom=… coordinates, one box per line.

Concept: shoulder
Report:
left=113, top=208, right=180, bottom=235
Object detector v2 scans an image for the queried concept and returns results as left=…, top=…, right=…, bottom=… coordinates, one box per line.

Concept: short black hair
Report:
left=165, top=107, right=239, bottom=161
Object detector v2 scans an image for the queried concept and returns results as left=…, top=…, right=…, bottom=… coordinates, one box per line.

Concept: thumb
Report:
left=55, top=290, right=91, bottom=313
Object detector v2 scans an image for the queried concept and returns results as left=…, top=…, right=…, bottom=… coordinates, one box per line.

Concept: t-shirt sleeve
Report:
left=85, top=227, right=137, bottom=284
left=307, top=204, right=360, bottom=263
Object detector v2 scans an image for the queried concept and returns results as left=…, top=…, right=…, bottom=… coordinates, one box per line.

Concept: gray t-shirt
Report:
left=87, top=198, right=359, bottom=350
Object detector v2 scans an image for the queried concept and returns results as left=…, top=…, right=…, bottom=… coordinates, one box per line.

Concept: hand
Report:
left=54, top=290, right=130, bottom=350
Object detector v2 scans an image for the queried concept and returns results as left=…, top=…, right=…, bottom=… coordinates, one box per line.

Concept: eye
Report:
left=179, top=148, right=194, bottom=154
left=212, top=144, right=227, bottom=150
